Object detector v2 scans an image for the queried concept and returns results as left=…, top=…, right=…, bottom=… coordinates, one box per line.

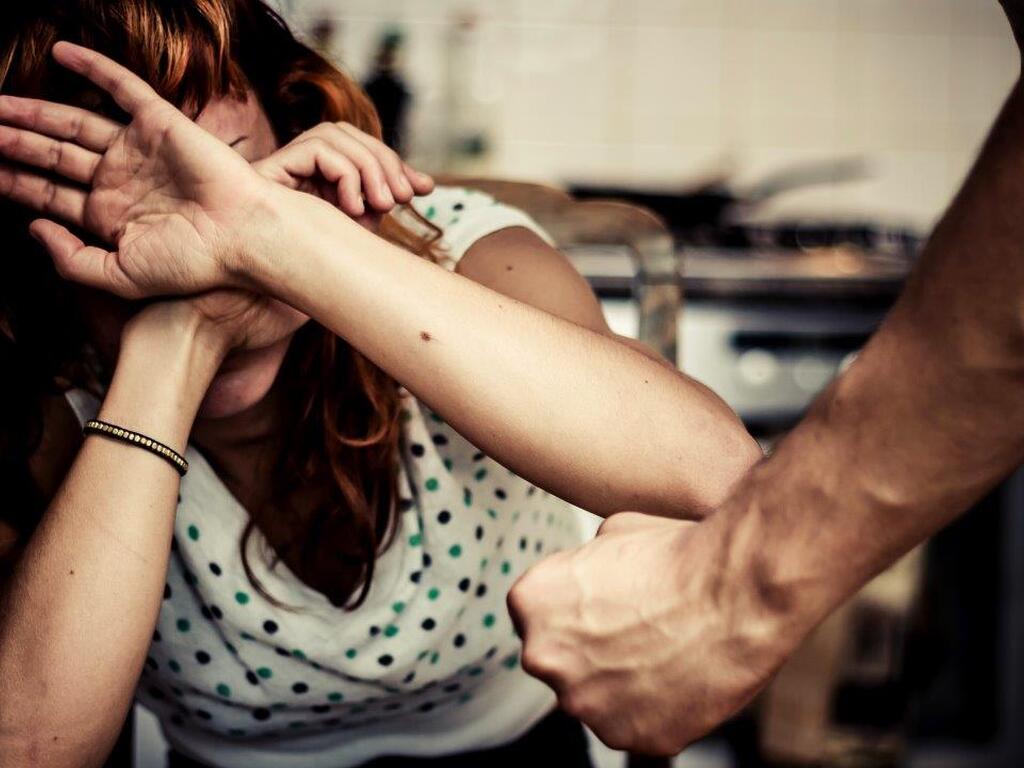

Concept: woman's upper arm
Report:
left=455, top=226, right=613, bottom=334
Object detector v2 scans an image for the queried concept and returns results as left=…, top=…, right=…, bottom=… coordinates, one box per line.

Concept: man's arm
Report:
left=509, top=12, right=1024, bottom=756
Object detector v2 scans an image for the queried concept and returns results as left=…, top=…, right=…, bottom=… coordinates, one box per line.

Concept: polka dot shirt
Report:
left=65, top=186, right=587, bottom=768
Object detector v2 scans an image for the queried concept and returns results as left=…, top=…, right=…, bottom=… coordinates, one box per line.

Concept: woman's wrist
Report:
left=103, top=305, right=228, bottom=449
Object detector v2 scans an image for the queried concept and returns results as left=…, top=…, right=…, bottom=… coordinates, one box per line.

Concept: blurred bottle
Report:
left=363, top=29, right=411, bottom=153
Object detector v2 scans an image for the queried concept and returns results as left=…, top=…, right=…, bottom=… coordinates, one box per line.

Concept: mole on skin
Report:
left=420, top=331, right=432, bottom=342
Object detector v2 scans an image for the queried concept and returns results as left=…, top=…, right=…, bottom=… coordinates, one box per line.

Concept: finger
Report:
left=52, top=41, right=159, bottom=115
left=307, top=125, right=395, bottom=210
left=297, top=139, right=366, bottom=216
left=0, top=163, right=86, bottom=226
left=0, top=125, right=101, bottom=184
left=0, top=95, right=121, bottom=152
left=28, top=219, right=138, bottom=297
left=336, top=124, right=415, bottom=204
left=403, top=161, right=435, bottom=196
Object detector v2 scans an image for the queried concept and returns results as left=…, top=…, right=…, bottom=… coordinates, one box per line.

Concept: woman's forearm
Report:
left=0, top=309, right=222, bottom=767
left=245, top=190, right=760, bottom=518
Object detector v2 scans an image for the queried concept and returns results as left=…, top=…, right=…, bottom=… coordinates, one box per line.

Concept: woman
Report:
left=0, top=2, right=761, bottom=767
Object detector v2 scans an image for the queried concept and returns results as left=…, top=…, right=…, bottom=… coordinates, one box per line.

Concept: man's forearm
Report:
left=716, top=78, right=1024, bottom=637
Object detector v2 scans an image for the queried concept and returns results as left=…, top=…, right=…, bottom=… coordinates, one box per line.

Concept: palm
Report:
left=190, top=289, right=308, bottom=351
left=81, top=101, right=262, bottom=296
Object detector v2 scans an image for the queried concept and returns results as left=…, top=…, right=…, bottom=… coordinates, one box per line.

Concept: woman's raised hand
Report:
left=253, top=121, right=433, bottom=221
left=0, top=42, right=274, bottom=299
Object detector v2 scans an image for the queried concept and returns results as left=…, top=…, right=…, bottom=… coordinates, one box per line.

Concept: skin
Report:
left=0, top=42, right=760, bottom=766
left=508, top=0, right=1024, bottom=757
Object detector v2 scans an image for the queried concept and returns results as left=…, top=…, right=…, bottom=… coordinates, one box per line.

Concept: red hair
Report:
left=0, top=0, right=440, bottom=608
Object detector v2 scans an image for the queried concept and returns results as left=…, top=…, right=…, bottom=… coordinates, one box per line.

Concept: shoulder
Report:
left=408, top=184, right=554, bottom=268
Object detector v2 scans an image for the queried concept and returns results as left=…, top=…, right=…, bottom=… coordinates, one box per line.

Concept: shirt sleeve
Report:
left=408, top=185, right=556, bottom=271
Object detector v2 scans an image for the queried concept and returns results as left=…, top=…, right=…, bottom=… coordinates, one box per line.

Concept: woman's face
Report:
left=79, top=91, right=310, bottom=420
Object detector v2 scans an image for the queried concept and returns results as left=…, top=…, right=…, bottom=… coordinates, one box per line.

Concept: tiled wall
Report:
left=280, top=0, right=1019, bottom=229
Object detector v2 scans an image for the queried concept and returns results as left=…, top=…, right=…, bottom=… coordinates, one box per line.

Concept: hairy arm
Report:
left=248, top=212, right=760, bottom=519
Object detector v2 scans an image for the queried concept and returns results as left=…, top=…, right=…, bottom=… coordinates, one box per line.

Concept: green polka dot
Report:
left=448, top=544, right=462, bottom=558
left=425, top=478, right=439, bottom=492
left=503, top=654, right=519, bottom=669
left=384, top=624, right=399, bottom=638
left=351, top=705, right=367, bottom=715
left=216, top=683, right=232, bottom=698
left=458, top=692, right=473, bottom=704
left=400, top=409, right=412, bottom=423
left=430, top=651, right=440, bottom=665
left=187, top=524, right=200, bottom=541
left=224, top=642, right=237, bottom=654
left=417, top=650, right=430, bottom=660
left=425, top=205, right=437, bottom=219
left=487, top=508, right=498, bottom=519
left=547, top=513, right=555, bottom=526
left=327, top=692, right=344, bottom=702
left=463, top=488, right=473, bottom=506
left=474, top=468, right=488, bottom=481
left=480, top=558, right=489, bottom=570
left=468, top=665, right=484, bottom=676
left=288, top=721, right=305, bottom=729
left=168, top=659, right=181, bottom=673
left=427, top=587, right=440, bottom=601
left=234, top=591, right=250, bottom=605
left=291, top=649, right=306, bottom=660
left=429, top=413, right=444, bottom=424
left=176, top=618, right=191, bottom=632
left=444, top=458, right=454, bottom=471
left=271, top=702, right=287, bottom=711
left=512, top=511, right=521, bottom=521
left=345, top=648, right=357, bottom=659
left=501, top=561, right=512, bottom=575
left=240, top=632, right=255, bottom=641
left=483, top=613, right=496, bottom=628
left=392, top=601, right=406, bottom=614
left=408, top=533, right=422, bottom=547
left=257, top=667, right=273, bottom=679
left=229, top=729, right=246, bottom=737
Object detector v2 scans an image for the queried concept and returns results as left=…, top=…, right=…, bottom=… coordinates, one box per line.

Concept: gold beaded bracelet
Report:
left=83, top=419, right=189, bottom=476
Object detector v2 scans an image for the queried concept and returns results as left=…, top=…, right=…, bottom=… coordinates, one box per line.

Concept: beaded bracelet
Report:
left=83, top=419, right=189, bottom=476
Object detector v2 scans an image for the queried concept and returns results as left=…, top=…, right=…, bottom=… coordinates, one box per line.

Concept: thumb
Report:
left=29, top=219, right=139, bottom=299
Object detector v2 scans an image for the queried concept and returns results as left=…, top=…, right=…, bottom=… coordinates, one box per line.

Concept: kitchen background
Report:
left=132, top=1, right=1024, bottom=767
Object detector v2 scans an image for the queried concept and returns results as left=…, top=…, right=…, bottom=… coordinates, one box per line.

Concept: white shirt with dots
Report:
left=64, top=186, right=588, bottom=768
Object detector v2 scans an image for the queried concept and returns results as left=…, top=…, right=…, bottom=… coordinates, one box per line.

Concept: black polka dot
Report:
left=200, top=606, right=213, bottom=620
left=432, top=434, right=448, bottom=446
left=453, top=202, right=464, bottom=211
left=519, top=537, right=528, bottom=551
left=369, top=625, right=381, bottom=637
left=170, top=537, right=179, bottom=552
left=384, top=702, right=402, bottom=711
left=398, top=497, right=414, bottom=512
left=252, top=708, right=271, bottom=721
left=423, top=554, right=432, bottom=568
left=410, top=570, right=422, bottom=584
left=453, top=634, right=466, bottom=648
left=311, top=704, right=330, bottom=714
left=443, top=683, right=461, bottom=693
left=276, top=646, right=292, bottom=657
left=378, top=654, right=394, bottom=667
left=183, top=569, right=197, bottom=586
left=208, top=562, right=222, bottom=576
left=485, top=646, right=498, bottom=659
left=458, top=577, right=471, bottom=592
left=475, top=583, right=487, bottom=598
left=147, top=686, right=165, bottom=700
left=419, top=702, right=436, bottom=712
left=153, top=630, right=162, bottom=642
left=437, top=510, right=451, bottom=524
left=324, top=717, right=342, bottom=725
left=472, top=451, right=485, bottom=461
left=292, top=682, right=308, bottom=694
left=475, top=525, right=484, bottom=541
left=146, top=657, right=158, bottom=671
left=195, top=709, right=212, bottom=721
left=495, top=488, right=507, bottom=500
left=264, top=620, right=279, bottom=635
left=496, top=536, right=505, bottom=548
left=246, top=671, right=259, bottom=685
left=210, top=605, right=223, bottom=620
left=170, top=686, right=184, bottom=697
left=535, top=540, right=544, bottom=553
left=402, top=671, right=416, bottom=684
left=527, top=486, right=537, bottom=496
left=410, top=443, right=425, bottom=457
left=164, top=584, right=172, bottom=600
left=195, top=651, right=211, bottom=665
left=170, top=714, right=185, bottom=727
left=422, top=618, right=437, bottom=632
